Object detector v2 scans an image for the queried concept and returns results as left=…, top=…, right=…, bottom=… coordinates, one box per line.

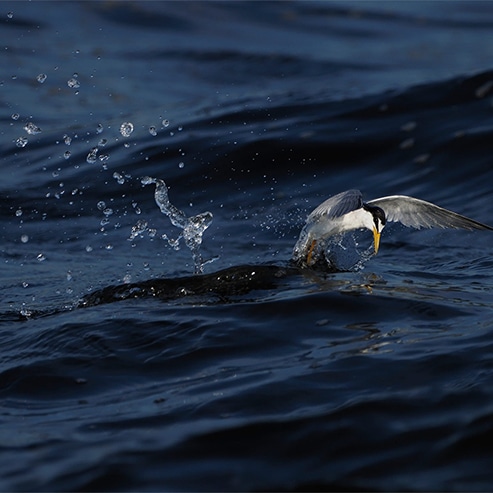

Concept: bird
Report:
left=292, top=189, right=493, bottom=267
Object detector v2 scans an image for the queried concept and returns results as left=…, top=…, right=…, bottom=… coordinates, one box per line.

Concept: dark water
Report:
left=2, top=1, right=493, bottom=491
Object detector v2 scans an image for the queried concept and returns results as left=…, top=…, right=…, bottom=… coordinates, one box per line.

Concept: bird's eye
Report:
left=377, top=208, right=386, bottom=225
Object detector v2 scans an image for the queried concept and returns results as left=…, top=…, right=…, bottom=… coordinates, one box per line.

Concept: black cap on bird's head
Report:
left=363, top=203, right=386, bottom=253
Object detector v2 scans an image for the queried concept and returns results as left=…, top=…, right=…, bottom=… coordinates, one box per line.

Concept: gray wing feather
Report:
left=368, top=195, right=493, bottom=231
left=307, top=189, right=363, bottom=222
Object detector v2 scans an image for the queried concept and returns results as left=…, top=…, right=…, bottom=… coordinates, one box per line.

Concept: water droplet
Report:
left=63, top=134, right=72, bottom=145
left=97, top=201, right=106, bottom=211
left=120, top=122, right=134, bottom=137
left=20, top=307, right=33, bottom=318
left=36, top=73, right=47, bottom=84
left=64, top=150, right=71, bottom=159
left=67, top=77, right=80, bottom=89
left=178, top=162, right=185, bottom=169
left=148, top=126, right=157, bottom=136
left=131, top=201, right=142, bottom=215
left=168, top=237, right=181, bottom=251
left=414, top=153, right=430, bottom=164
left=103, top=207, right=113, bottom=217
left=98, top=138, right=107, bottom=146
left=129, top=219, right=148, bottom=239
left=16, top=136, right=28, bottom=148
left=399, top=138, right=415, bottom=150
left=11, top=113, right=19, bottom=120
left=401, top=121, right=417, bottom=132
left=162, top=119, right=170, bottom=127
left=22, top=281, right=29, bottom=288
left=15, top=208, right=22, bottom=217
left=113, top=172, right=125, bottom=185
left=37, top=253, right=46, bottom=262
left=141, top=176, right=154, bottom=186
left=66, top=271, right=73, bottom=282
left=85, top=245, right=93, bottom=252
left=86, top=147, right=98, bottom=164
left=21, top=234, right=29, bottom=243
left=123, top=142, right=130, bottom=148
left=7, top=12, right=13, bottom=19
left=98, top=153, right=109, bottom=162
left=96, top=123, right=104, bottom=134
left=105, top=244, right=113, bottom=250
left=24, top=122, right=42, bottom=135
left=475, top=80, right=493, bottom=99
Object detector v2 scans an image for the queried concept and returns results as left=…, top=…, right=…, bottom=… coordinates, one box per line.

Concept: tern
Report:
left=292, top=189, right=493, bottom=267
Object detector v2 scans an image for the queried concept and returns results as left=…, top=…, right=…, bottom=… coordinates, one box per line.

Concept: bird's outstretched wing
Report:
left=307, top=189, right=363, bottom=222
left=368, top=195, right=493, bottom=231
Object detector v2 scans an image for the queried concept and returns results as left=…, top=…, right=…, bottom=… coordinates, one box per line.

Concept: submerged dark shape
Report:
left=79, top=264, right=302, bottom=307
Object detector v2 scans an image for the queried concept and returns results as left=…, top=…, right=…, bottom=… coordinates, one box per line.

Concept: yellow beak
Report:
left=373, top=227, right=381, bottom=254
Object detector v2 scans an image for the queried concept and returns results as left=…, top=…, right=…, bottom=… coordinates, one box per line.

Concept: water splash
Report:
left=141, top=176, right=214, bottom=274
left=322, top=231, right=375, bottom=272
left=293, top=227, right=375, bottom=272
left=129, top=219, right=148, bottom=240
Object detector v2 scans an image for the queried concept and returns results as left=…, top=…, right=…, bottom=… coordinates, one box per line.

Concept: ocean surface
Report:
left=2, top=1, right=493, bottom=491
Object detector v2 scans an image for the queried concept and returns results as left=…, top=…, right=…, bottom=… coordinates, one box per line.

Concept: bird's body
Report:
left=292, top=189, right=493, bottom=268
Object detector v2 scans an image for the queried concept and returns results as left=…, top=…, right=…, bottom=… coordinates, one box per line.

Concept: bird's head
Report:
left=363, top=204, right=386, bottom=253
